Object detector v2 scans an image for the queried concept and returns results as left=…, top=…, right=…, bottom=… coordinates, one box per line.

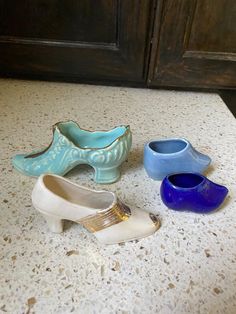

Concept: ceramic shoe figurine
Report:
left=160, top=173, right=228, bottom=213
left=144, top=138, right=211, bottom=180
left=32, top=174, right=161, bottom=244
left=12, top=121, right=132, bottom=183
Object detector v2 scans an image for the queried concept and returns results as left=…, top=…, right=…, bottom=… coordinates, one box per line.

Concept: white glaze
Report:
left=0, top=79, right=236, bottom=314
left=32, top=174, right=159, bottom=244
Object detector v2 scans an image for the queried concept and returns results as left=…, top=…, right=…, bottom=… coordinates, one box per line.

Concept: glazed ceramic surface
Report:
left=160, top=173, right=228, bottom=213
left=12, top=121, right=132, bottom=183
left=32, top=174, right=160, bottom=244
left=144, top=138, right=211, bottom=180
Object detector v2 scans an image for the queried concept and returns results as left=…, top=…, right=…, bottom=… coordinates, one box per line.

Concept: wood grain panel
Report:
left=0, top=0, right=153, bottom=83
left=188, top=0, right=236, bottom=53
left=149, top=0, right=236, bottom=89
left=0, top=0, right=117, bottom=43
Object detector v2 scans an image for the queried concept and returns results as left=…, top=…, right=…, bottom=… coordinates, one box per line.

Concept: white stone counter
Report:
left=0, top=79, right=236, bottom=314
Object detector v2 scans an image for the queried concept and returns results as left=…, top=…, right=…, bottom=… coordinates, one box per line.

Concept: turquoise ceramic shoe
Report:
left=12, top=121, right=132, bottom=183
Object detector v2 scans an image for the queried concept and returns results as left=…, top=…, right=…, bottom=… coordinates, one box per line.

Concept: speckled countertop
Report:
left=0, top=79, right=236, bottom=314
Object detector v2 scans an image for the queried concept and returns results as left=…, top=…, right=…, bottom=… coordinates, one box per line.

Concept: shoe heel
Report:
left=94, top=167, right=120, bottom=184
left=42, top=213, right=64, bottom=233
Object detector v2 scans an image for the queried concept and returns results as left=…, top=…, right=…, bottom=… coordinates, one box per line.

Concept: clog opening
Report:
left=149, top=139, right=187, bottom=154
left=58, top=121, right=127, bottom=149
left=169, top=173, right=204, bottom=188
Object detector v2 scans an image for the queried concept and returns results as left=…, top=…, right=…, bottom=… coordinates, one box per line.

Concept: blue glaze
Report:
left=144, top=138, right=211, bottom=180
left=160, top=173, right=228, bottom=213
left=12, top=121, right=132, bottom=184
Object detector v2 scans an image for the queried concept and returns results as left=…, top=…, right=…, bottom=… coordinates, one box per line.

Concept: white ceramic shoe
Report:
left=31, top=174, right=161, bottom=245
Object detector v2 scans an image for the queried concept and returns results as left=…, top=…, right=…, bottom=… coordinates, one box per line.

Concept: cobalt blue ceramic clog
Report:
left=160, top=173, right=228, bottom=213
left=144, top=138, right=211, bottom=180
left=12, top=121, right=132, bottom=184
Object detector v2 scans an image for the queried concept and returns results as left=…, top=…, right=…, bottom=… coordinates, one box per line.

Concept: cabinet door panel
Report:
left=188, top=0, right=236, bottom=53
left=0, top=0, right=117, bottom=43
left=149, top=0, right=236, bottom=89
left=0, top=0, right=152, bottom=83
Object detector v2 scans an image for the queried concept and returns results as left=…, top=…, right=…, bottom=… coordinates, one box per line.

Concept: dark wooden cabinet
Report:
left=0, top=0, right=236, bottom=89
left=148, top=0, right=236, bottom=89
left=0, top=0, right=152, bottom=83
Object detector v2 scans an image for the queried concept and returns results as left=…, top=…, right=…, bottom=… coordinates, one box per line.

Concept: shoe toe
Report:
left=198, top=153, right=211, bottom=172
left=12, top=154, right=26, bottom=173
left=201, top=153, right=211, bottom=165
left=94, top=208, right=161, bottom=245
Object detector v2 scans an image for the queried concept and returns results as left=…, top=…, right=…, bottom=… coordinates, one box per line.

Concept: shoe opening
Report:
left=58, top=121, right=127, bottom=149
left=168, top=173, right=204, bottom=188
left=43, top=175, right=114, bottom=209
left=149, top=139, right=187, bottom=154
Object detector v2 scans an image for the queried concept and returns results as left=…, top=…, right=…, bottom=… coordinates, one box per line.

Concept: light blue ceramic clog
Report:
left=144, top=138, right=211, bottom=180
left=12, top=121, right=132, bottom=184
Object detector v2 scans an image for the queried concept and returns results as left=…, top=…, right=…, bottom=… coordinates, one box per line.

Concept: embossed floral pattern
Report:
left=12, top=122, right=132, bottom=183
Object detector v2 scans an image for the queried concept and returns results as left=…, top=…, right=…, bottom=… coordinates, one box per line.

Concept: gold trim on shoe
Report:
left=149, top=213, right=161, bottom=229
left=78, top=201, right=131, bottom=233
